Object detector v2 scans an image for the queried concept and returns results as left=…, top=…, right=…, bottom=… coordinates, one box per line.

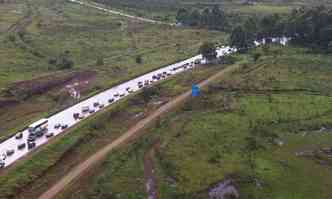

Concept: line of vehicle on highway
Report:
left=0, top=46, right=236, bottom=169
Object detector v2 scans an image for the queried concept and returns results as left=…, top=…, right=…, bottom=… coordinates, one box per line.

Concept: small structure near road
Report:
left=192, top=84, right=200, bottom=97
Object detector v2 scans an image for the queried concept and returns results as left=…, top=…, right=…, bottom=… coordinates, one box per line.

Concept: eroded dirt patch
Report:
left=6, top=70, right=96, bottom=100
left=144, top=140, right=160, bottom=199
left=208, top=179, right=239, bottom=199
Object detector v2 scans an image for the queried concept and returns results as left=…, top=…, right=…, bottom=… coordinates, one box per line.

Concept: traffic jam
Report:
left=0, top=46, right=236, bottom=169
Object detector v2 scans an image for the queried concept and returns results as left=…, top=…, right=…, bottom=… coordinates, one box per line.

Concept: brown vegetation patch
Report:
left=0, top=98, right=18, bottom=108
left=6, top=70, right=97, bottom=100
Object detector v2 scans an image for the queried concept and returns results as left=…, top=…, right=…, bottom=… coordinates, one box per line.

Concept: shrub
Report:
left=96, top=57, right=104, bottom=66
left=135, top=55, right=143, bottom=64
left=141, top=86, right=160, bottom=103
left=252, top=52, right=261, bottom=62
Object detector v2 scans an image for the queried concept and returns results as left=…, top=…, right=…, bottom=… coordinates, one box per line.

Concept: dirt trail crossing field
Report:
left=38, top=64, right=241, bottom=199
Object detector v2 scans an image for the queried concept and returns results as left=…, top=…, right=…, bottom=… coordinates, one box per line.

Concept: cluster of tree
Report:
left=176, top=6, right=228, bottom=30
left=141, top=86, right=160, bottom=103
left=230, top=6, right=332, bottom=53
left=199, top=42, right=217, bottom=61
left=286, top=6, right=332, bottom=51
left=48, top=51, right=74, bottom=70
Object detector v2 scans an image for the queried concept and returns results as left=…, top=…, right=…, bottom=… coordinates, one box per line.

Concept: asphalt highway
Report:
left=0, top=47, right=235, bottom=168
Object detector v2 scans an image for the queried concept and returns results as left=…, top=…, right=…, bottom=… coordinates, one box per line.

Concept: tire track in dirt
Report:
left=144, top=140, right=160, bottom=199
left=38, top=64, right=241, bottom=199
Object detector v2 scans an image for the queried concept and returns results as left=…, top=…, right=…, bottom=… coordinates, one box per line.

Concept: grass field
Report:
left=0, top=61, right=225, bottom=199
left=57, top=45, right=332, bottom=199
left=88, top=0, right=328, bottom=24
left=1, top=0, right=332, bottom=198
left=0, top=0, right=227, bottom=140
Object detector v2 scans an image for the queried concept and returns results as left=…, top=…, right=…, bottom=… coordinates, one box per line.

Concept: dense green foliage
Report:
left=176, top=6, right=228, bottom=30
left=199, top=42, right=217, bottom=61
left=286, top=6, right=332, bottom=51
left=230, top=6, right=332, bottom=52
left=48, top=51, right=75, bottom=70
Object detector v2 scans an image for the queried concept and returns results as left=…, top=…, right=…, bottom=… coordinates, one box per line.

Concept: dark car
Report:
left=89, top=109, right=95, bottom=114
left=119, top=93, right=125, bottom=97
left=73, top=113, right=80, bottom=120
left=28, top=135, right=36, bottom=142
left=99, top=104, right=105, bottom=109
left=54, top=123, right=61, bottom=129
left=6, top=149, right=15, bottom=156
left=18, top=143, right=26, bottom=150
left=15, top=132, right=23, bottom=140
left=138, top=84, right=143, bottom=88
left=28, top=142, right=36, bottom=150
left=36, top=131, right=44, bottom=138
left=108, top=98, right=115, bottom=103
left=61, top=124, right=68, bottom=130
left=0, top=161, right=4, bottom=168
left=93, top=102, right=100, bottom=107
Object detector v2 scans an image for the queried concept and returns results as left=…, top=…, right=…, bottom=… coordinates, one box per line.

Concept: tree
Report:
left=244, top=16, right=258, bottom=41
left=141, top=86, right=160, bottom=103
left=210, top=5, right=226, bottom=30
left=230, top=26, right=253, bottom=51
left=252, top=52, right=261, bottom=62
left=136, top=55, right=143, bottom=64
left=284, top=6, right=332, bottom=51
left=175, top=6, right=228, bottom=30
left=54, top=51, right=74, bottom=70
left=189, top=9, right=201, bottom=26
left=199, top=42, right=217, bottom=62
left=176, top=8, right=189, bottom=25
left=201, top=8, right=211, bottom=27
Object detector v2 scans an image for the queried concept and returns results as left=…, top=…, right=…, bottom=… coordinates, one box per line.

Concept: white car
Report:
left=15, top=132, right=23, bottom=139
left=0, top=153, right=6, bottom=161
left=0, top=153, right=6, bottom=167
left=0, top=160, right=4, bottom=168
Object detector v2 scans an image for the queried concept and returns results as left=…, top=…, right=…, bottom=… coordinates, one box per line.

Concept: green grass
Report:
left=58, top=45, right=332, bottom=199
left=0, top=0, right=228, bottom=139
left=234, top=4, right=293, bottom=15
left=0, top=62, right=222, bottom=199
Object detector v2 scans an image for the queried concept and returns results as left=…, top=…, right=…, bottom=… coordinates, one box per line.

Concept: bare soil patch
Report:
left=144, top=140, right=160, bottom=199
left=6, top=70, right=97, bottom=100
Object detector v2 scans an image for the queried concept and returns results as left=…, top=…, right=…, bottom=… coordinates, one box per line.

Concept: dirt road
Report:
left=68, top=0, right=175, bottom=26
left=38, top=64, right=240, bottom=199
